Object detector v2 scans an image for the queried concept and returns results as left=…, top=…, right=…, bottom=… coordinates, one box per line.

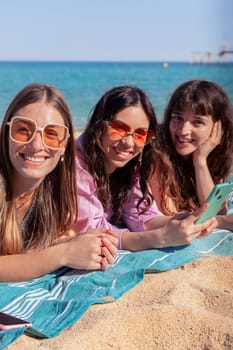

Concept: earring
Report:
left=60, top=155, right=64, bottom=162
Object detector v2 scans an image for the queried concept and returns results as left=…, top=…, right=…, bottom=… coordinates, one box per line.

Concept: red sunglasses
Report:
left=105, top=120, right=155, bottom=146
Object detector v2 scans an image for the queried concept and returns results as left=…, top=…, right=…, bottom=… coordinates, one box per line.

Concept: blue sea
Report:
left=0, top=61, right=233, bottom=131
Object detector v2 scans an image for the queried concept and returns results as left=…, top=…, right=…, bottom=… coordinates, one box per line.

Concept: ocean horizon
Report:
left=0, top=61, right=232, bottom=131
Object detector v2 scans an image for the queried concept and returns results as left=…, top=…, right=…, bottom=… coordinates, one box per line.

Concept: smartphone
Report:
left=195, top=182, right=233, bottom=224
left=0, top=311, right=32, bottom=330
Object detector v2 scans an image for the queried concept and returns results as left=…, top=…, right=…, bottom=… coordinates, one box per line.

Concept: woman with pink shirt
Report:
left=74, top=85, right=217, bottom=251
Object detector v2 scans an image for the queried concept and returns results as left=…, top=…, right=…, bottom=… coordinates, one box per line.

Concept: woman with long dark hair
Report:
left=75, top=85, right=217, bottom=251
left=149, top=79, right=233, bottom=230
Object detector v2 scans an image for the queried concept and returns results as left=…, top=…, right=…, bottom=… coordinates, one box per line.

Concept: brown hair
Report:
left=156, top=80, right=233, bottom=214
left=0, top=83, right=78, bottom=254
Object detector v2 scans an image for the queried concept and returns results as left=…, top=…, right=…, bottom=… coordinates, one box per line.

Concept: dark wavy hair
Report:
left=77, top=85, right=159, bottom=224
left=0, top=83, right=78, bottom=253
left=158, top=79, right=233, bottom=214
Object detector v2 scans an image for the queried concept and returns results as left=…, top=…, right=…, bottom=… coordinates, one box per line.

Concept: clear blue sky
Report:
left=0, top=0, right=232, bottom=62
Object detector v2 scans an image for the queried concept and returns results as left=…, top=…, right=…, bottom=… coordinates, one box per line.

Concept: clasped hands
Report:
left=63, top=228, right=119, bottom=271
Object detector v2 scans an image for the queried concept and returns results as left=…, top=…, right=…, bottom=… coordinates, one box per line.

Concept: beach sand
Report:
left=9, top=255, right=233, bottom=350
left=7, top=131, right=233, bottom=348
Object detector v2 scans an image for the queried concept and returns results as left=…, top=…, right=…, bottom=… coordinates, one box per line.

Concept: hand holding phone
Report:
left=0, top=311, right=32, bottom=330
left=195, top=182, right=233, bottom=224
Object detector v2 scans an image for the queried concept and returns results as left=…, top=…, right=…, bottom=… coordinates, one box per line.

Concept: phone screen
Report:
left=0, top=311, right=32, bottom=330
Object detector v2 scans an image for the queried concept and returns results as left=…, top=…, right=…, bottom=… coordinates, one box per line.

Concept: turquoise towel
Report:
left=0, top=229, right=232, bottom=349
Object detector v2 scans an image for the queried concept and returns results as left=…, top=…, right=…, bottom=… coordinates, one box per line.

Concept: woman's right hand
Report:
left=161, top=204, right=217, bottom=247
left=122, top=204, right=218, bottom=251
left=62, top=228, right=118, bottom=271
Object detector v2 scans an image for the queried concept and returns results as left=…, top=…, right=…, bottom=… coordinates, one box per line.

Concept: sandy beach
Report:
left=8, top=255, right=233, bottom=350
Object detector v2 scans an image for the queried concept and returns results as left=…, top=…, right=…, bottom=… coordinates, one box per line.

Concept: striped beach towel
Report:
left=0, top=228, right=233, bottom=349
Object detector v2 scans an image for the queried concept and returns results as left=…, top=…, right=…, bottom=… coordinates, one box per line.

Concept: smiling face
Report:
left=169, top=107, right=214, bottom=157
left=101, top=105, right=150, bottom=174
left=8, top=101, right=67, bottom=189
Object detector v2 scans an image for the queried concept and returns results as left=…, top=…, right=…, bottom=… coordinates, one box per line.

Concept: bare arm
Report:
left=0, top=245, right=65, bottom=282
left=121, top=204, right=217, bottom=251
left=0, top=229, right=118, bottom=282
left=216, top=214, right=233, bottom=231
